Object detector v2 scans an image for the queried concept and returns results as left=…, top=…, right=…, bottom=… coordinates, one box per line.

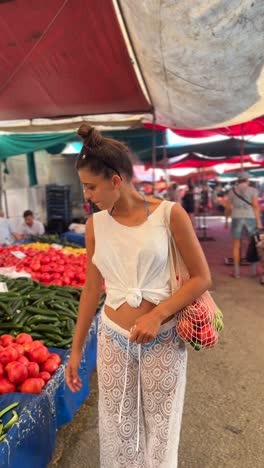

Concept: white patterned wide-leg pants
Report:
left=97, top=311, right=187, bottom=468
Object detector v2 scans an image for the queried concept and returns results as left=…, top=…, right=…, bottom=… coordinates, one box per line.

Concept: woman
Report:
left=66, top=124, right=211, bottom=468
left=225, top=172, right=262, bottom=278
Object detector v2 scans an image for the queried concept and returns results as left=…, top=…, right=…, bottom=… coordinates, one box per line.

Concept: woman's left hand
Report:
left=129, top=311, right=162, bottom=344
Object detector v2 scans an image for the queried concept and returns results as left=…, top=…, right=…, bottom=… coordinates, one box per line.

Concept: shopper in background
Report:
left=169, top=182, right=181, bottom=203
left=225, top=171, right=262, bottom=278
left=66, top=123, right=211, bottom=468
left=14, top=210, right=45, bottom=240
left=0, top=210, right=15, bottom=245
left=182, top=183, right=195, bottom=226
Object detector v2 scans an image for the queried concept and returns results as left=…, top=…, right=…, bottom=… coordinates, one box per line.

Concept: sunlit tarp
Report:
left=120, top=0, right=264, bottom=128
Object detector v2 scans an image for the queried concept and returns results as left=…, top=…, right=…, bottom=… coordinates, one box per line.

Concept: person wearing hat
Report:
left=225, top=171, right=262, bottom=278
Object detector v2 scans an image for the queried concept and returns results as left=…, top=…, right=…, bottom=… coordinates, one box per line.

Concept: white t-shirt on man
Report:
left=18, top=220, right=45, bottom=237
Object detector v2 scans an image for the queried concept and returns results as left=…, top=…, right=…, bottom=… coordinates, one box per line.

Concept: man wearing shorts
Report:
left=225, top=171, right=262, bottom=278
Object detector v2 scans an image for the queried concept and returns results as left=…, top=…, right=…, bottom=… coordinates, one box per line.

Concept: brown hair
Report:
left=76, top=124, right=133, bottom=180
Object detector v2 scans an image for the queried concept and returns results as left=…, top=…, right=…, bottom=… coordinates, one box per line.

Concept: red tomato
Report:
left=62, top=276, right=71, bottom=286
left=42, top=273, right=51, bottom=283
left=49, top=262, right=57, bottom=271
left=31, top=263, right=41, bottom=272
left=16, top=333, right=33, bottom=345
left=0, top=377, right=16, bottom=394
left=40, top=256, right=50, bottom=265
left=5, top=361, right=17, bottom=375
left=196, top=324, right=218, bottom=348
left=52, top=279, right=63, bottom=286
left=27, top=362, right=40, bottom=378
left=41, top=358, right=59, bottom=375
left=23, top=342, right=36, bottom=354
left=0, top=347, right=19, bottom=366
left=11, top=343, right=24, bottom=355
left=32, top=340, right=44, bottom=348
left=77, top=273, right=86, bottom=282
left=17, top=355, right=30, bottom=366
left=65, top=270, right=74, bottom=280
left=29, top=346, right=49, bottom=364
left=26, top=249, right=36, bottom=257
left=37, top=377, right=45, bottom=389
left=38, top=371, right=51, bottom=383
left=21, top=378, right=42, bottom=394
left=52, top=273, right=61, bottom=280
left=190, top=304, right=210, bottom=327
left=0, top=363, right=4, bottom=379
left=177, top=318, right=195, bottom=342
left=8, top=362, right=28, bottom=383
left=48, top=353, right=62, bottom=365
left=0, top=335, right=15, bottom=347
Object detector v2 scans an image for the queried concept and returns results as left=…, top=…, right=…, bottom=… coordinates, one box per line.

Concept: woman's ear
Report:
left=112, top=174, right=122, bottom=188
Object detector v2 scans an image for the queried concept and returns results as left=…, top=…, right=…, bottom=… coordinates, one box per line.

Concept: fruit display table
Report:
left=0, top=316, right=98, bottom=468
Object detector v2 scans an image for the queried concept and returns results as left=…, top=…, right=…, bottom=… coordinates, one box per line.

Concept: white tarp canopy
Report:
left=119, top=0, right=264, bottom=129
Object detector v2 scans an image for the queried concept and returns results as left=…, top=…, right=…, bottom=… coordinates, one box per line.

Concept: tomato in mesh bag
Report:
left=176, top=300, right=223, bottom=351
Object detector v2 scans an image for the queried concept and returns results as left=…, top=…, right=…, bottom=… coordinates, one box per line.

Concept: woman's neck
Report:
left=112, top=185, right=144, bottom=215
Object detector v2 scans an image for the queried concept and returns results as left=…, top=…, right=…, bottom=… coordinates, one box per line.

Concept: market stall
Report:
left=0, top=244, right=104, bottom=467
left=0, top=321, right=97, bottom=468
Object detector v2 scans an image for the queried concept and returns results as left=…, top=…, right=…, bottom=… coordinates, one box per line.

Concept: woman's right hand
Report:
left=65, top=350, right=83, bottom=392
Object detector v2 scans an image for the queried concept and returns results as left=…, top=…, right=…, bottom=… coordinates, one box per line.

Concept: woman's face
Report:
left=79, top=168, right=121, bottom=211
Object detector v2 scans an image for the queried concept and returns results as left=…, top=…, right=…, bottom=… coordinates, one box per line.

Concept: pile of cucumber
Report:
left=0, top=276, right=105, bottom=349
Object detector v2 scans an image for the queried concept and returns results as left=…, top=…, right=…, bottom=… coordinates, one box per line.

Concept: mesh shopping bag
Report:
left=166, top=205, right=224, bottom=351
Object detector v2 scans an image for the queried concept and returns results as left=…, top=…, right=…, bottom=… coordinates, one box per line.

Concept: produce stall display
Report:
left=0, top=245, right=87, bottom=287
left=0, top=239, right=104, bottom=466
left=0, top=319, right=98, bottom=468
left=0, top=276, right=105, bottom=348
left=0, top=333, right=62, bottom=394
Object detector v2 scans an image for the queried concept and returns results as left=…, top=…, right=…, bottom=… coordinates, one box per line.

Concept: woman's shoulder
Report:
left=86, top=210, right=108, bottom=231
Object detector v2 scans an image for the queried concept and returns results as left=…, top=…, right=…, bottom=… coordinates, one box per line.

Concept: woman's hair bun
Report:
left=77, top=123, right=103, bottom=147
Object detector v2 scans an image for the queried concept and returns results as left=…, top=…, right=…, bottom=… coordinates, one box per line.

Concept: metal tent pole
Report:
left=162, top=130, right=169, bottom=196
left=152, top=113, right=157, bottom=195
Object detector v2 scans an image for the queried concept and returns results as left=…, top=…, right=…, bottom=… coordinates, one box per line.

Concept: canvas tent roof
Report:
left=0, top=0, right=263, bottom=130
left=140, top=138, right=264, bottom=163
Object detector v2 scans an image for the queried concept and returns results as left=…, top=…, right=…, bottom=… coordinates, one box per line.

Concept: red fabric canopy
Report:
left=152, top=155, right=264, bottom=170
left=144, top=116, right=264, bottom=137
left=0, top=0, right=150, bottom=120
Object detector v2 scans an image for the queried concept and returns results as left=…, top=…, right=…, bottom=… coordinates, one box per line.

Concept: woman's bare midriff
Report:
left=105, top=299, right=174, bottom=331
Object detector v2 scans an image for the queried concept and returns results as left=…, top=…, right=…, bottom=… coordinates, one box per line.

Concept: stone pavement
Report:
left=49, top=217, right=264, bottom=468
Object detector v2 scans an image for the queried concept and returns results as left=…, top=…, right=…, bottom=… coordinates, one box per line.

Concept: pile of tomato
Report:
left=0, top=333, right=61, bottom=394
left=0, top=245, right=86, bottom=287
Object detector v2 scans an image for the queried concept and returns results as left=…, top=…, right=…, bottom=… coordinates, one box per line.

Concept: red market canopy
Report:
left=164, top=154, right=264, bottom=169
left=144, top=116, right=264, bottom=138
left=0, top=0, right=151, bottom=121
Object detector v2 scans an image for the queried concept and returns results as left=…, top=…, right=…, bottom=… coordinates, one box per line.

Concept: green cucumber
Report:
left=55, top=337, right=73, bottom=347
left=0, top=323, right=23, bottom=329
left=30, top=324, right=63, bottom=334
left=27, top=315, right=59, bottom=325
left=44, top=332, right=65, bottom=342
left=25, top=306, right=59, bottom=316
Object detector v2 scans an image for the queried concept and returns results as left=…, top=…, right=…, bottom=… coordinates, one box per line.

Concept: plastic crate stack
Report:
left=46, top=184, right=72, bottom=232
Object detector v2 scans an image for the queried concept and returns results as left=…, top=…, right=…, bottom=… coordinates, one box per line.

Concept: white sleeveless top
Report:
left=92, top=200, right=174, bottom=310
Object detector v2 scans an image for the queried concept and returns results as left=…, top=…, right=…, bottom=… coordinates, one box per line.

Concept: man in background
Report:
left=225, top=171, right=262, bottom=278
left=169, top=182, right=181, bottom=203
left=15, top=210, right=45, bottom=240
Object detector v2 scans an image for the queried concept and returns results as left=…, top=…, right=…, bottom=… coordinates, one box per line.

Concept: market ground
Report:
left=49, top=217, right=264, bottom=468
